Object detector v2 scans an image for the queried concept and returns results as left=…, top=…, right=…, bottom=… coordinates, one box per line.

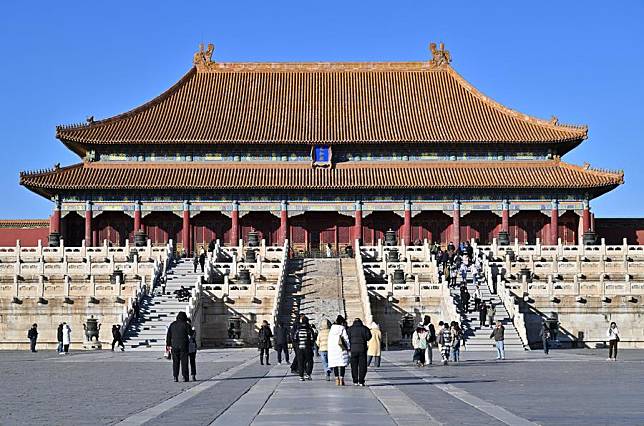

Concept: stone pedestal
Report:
left=82, top=340, right=103, bottom=350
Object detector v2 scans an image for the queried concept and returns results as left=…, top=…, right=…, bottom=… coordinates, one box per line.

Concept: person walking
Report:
left=316, top=319, right=332, bottom=380
left=62, top=322, right=72, bottom=354
left=540, top=322, right=551, bottom=355
left=133, top=300, right=140, bottom=321
left=294, top=317, right=314, bottom=381
left=487, top=303, right=496, bottom=329
left=473, top=285, right=482, bottom=313
left=411, top=325, right=428, bottom=367
left=193, top=252, right=199, bottom=273
left=111, top=325, right=125, bottom=351
left=367, top=322, right=382, bottom=368
left=166, top=311, right=192, bottom=382
left=273, top=322, right=290, bottom=365
left=607, top=322, right=620, bottom=361
left=198, top=249, right=206, bottom=273
left=27, top=324, right=38, bottom=352
left=451, top=323, right=464, bottom=362
left=490, top=321, right=505, bottom=360
left=327, top=315, right=350, bottom=386
left=347, top=318, right=371, bottom=386
left=258, top=320, right=273, bottom=365
left=437, top=322, right=452, bottom=365
left=422, top=315, right=436, bottom=365
left=187, top=320, right=198, bottom=381
left=461, top=288, right=471, bottom=313
left=56, top=323, right=64, bottom=355
left=479, top=302, right=488, bottom=327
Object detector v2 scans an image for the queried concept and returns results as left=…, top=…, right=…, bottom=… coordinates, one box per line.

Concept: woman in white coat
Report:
left=62, top=322, right=72, bottom=354
left=327, top=315, right=350, bottom=386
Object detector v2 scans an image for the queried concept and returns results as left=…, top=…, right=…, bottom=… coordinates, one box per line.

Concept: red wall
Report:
left=0, top=225, right=49, bottom=246
left=596, top=218, right=644, bottom=245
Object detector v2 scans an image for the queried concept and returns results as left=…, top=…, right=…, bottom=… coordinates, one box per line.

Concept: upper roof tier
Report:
left=56, top=45, right=587, bottom=153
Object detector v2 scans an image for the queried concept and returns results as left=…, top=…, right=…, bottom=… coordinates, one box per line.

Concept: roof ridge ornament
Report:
left=429, top=42, right=451, bottom=66
left=193, top=42, right=215, bottom=70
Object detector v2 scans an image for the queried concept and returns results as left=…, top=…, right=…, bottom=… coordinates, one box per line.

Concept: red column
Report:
left=582, top=200, right=591, bottom=233
left=133, top=201, right=141, bottom=232
left=84, top=201, right=92, bottom=246
left=354, top=201, right=363, bottom=243
left=50, top=201, right=61, bottom=234
left=452, top=201, right=461, bottom=245
left=403, top=200, right=412, bottom=245
left=279, top=200, right=288, bottom=244
left=550, top=200, right=559, bottom=245
left=230, top=201, right=239, bottom=246
left=501, top=200, right=509, bottom=232
left=182, top=201, right=191, bottom=256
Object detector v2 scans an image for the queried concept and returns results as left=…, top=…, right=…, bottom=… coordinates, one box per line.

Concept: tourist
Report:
left=449, top=263, right=458, bottom=288
left=294, top=316, right=314, bottom=381
left=367, top=322, right=382, bottom=368
left=459, top=262, right=469, bottom=285
left=160, top=277, right=167, bottom=295
left=257, top=320, right=273, bottom=365
left=490, top=263, right=499, bottom=294
left=62, top=322, right=72, bottom=354
left=27, top=323, right=38, bottom=353
left=166, top=311, right=192, bottom=382
left=473, top=285, right=482, bottom=313
left=461, top=287, right=471, bottom=313
left=411, top=325, right=428, bottom=367
left=290, top=314, right=304, bottom=374
left=327, top=315, right=350, bottom=386
left=56, top=323, right=64, bottom=354
left=479, top=302, right=488, bottom=327
left=437, top=322, right=452, bottom=365
left=133, top=300, right=140, bottom=320
left=310, top=324, right=319, bottom=356
left=490, top=320, right=505, bottom=360
left=198, top=249, right=206, bottom=273
left=111, top=325, right=125, bottom=351
left=450, top=323, right=464, bottom=362
left=193, top=252, right=199, bottom=273
left=326, top=243, right=333, bottom=258
left=187, top=319, right=197, bottom=381
left=347, top=318, right=371, bottom=386
left=540, top=322, right=551, bottom=355
left=422, top=315, right=436, bottom=365
left=273, top=322, right=290, bottom=365
left=487, top=303, right=496, bottom=328
left=607, top=322, right=620, bottom=361
left=316, top=319, right=332, bottom=380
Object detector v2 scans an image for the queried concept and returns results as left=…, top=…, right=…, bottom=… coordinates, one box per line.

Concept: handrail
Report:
left=354, top=239, right=374, bottom=325
left=271, top=240, right=289, bottom=327
left=186, top=278, right=204, bottom=347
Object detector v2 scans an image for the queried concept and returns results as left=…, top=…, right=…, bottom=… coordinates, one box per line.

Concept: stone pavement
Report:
left=1, top=347, right=644, bottom=425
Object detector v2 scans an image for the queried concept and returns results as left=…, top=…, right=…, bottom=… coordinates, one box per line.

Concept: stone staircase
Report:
left=452, top=269, right=526, bottom=351
left=123, top=259, right=201, bottom=350
left=341, top=258, right=367, bottom=323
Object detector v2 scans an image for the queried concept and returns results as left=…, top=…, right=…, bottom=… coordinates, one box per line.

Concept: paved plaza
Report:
left=1, top=348, right=643, bottom=425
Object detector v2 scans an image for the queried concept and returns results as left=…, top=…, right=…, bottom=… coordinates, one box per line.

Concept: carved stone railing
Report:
left=271, top=240, right=289, bottom=327
left=355, top=239, right=374, bottom=325
left=186, top=278, right=204, bottom=347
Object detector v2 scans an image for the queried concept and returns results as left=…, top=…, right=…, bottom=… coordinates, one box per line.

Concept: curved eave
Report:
left=20, top=160, right=623, bottom=200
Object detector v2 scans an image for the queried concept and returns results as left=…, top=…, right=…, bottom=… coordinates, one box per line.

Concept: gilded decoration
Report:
left=193, top=43, right=215, bottom=69
left=429, top=42, right=451, bottom=66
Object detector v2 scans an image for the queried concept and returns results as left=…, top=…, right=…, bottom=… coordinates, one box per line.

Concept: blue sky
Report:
left=0, top=1, right=642, bottom=218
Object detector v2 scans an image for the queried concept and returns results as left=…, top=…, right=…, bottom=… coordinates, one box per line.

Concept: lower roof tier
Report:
left=20, top=159, right=622, bottom=198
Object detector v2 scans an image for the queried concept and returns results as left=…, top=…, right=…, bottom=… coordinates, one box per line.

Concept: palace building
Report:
left=19, top=43, right=624, bottom=253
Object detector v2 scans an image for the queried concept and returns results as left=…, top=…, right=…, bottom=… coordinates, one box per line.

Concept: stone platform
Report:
left=1, top=348, right=644, bottom=425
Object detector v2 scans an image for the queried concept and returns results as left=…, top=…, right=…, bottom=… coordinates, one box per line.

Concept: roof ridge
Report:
left=444, top=66, right=588, bottom=139
left=19, top=162, right=83, bottom=178
left=559, top=161, right=625, bottom=180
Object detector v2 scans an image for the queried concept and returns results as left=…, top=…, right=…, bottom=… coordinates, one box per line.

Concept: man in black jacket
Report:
left=347, top=318, right=372, bottom=386
left=273, top=322, right=290, bottom=364
left=27, top=324, right=38, bottom=352
left=166, top=311, right=193, bottom=382
left=294, top=317, right=314, bottom=381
